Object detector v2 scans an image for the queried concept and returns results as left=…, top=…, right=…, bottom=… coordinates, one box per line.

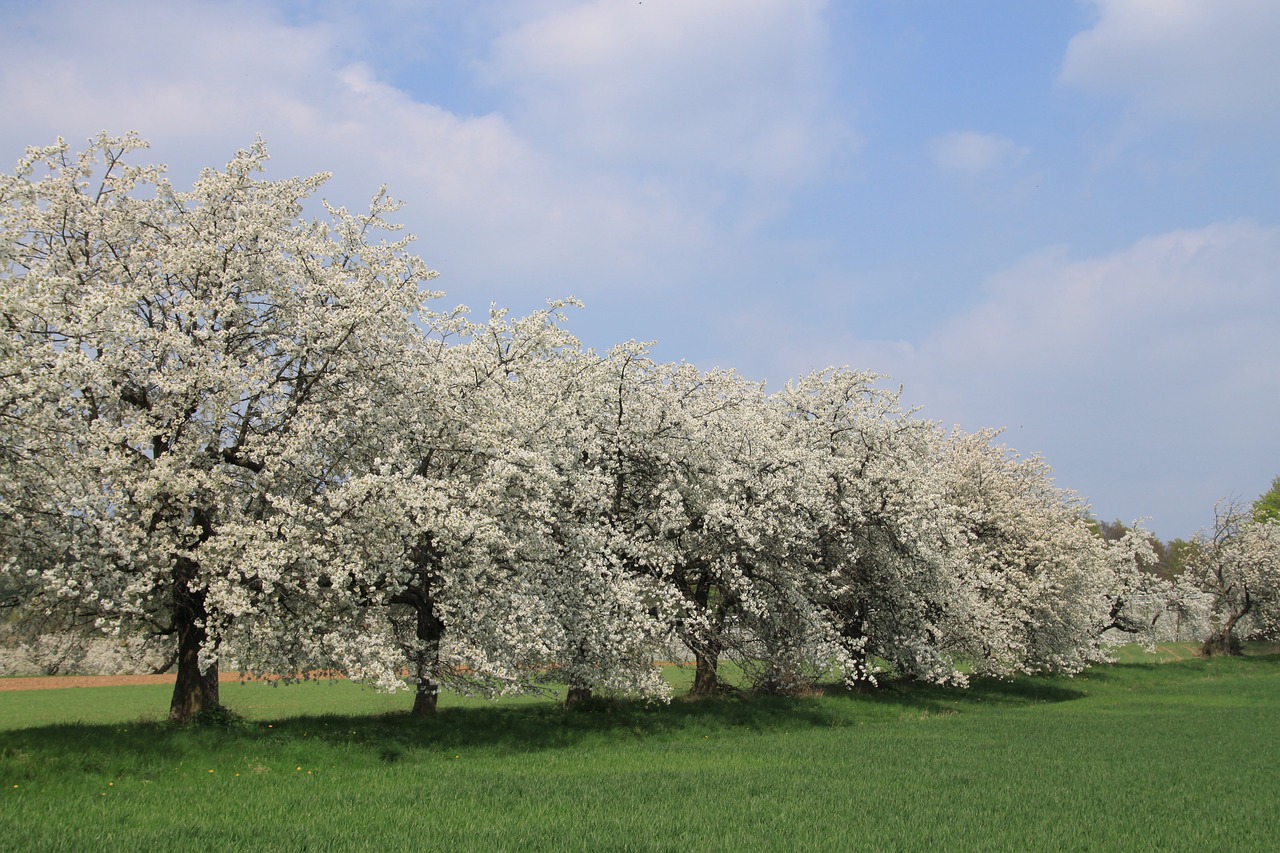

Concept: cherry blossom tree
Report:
left=550, top=352, right=812, bottom=699
left=250, top=303, right=587, bottom=714
left=1190, top=502, right=1280, bottom=655
left=533, top=343, right=692, bottom=706
left=2, top=135, right=1192, bottom=721
left=940, top=430, right=1163, bottom=677
left=773, top=369, right=961, bottom=689
left=0, top=135, right=436, bottom=720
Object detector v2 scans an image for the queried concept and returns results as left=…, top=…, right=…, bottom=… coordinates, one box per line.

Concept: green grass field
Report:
left=3, top=645, right=1278, bottom=851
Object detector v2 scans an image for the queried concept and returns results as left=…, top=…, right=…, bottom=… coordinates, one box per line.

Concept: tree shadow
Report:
left=824, top=673, right=1085, bottom=713
left=0, top=696, right=832, bottom=772
left=0, top=671, right=1089, bottom=775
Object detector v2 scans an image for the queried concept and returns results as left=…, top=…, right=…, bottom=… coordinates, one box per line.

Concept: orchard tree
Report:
left=549, top=352, right=813, bottom=699
left=1190, top=502, right=1280, bottom=655
left=664, top=369, right=814, bottom=698
left=775, top=370, right=962, bottom=689
left=942, top=431, right=1167, bottom=675
left=537, top=343, right=697, bottom=706
left=238, top=303, right=590, bottom=714
left=0, top=135, right=436, bottom=720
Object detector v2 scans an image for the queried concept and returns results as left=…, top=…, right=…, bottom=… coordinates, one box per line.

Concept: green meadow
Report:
left=3, top=645, right=1278, bottom=851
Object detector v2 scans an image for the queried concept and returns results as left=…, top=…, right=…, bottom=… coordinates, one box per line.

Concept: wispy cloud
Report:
left=929, top=131, right=1030, bottom=178
left=482, top=0, right=856, bottom=190
left=845, top=220, right=1280, bottom=536
left=1061, top=0, right=1280, bottom=128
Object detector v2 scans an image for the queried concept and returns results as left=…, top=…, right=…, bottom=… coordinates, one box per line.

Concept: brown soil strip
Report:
left=0, top=672, right=253, bottom=692
left=0, top=665, right=695, bottom=692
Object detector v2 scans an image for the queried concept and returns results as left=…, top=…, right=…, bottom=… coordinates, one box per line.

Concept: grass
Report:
left=2, top=644, right=1278, bottom=851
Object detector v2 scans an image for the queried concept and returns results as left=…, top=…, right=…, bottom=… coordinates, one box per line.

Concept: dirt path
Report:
left=0, top=672, right=252, bottom=692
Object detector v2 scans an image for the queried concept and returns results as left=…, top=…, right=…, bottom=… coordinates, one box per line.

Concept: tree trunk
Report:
left=686, top=574, right=722, bottom=697
left=168, top=559, right=219, bottom=722
left=690, top=639, right=722, bottom=697
left=409, top=595, right=444, bottom=717
left=412, top=680, right=439, bottom=715
left=1202, top=605, right=1249, bottom=656
left=565, top=685, right=593, bottom=708
left=1201, top=626, right=1244, bottom=656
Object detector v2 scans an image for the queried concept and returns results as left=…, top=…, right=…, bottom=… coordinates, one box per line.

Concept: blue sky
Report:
left=2, top=0, right=1277, bottom=540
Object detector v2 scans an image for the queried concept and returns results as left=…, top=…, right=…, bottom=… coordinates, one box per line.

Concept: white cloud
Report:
left=929, top=131, right=1030, bottom=178
left=825, top=221, right=1280, bottom=537
left=929, top=220, right=1279, bottom=375
left=1061, top=0, right=1280, bottom=128
left=0, top=0, right=335, bottom=161
left=0, top=0, right=725, bottom=311
left=482, top=0, right=855, bottom=189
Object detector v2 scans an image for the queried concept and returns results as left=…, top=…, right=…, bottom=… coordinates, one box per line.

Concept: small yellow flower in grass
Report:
left=296, top=766, right=302, bottom=771
left=108, top=782, right=114, bottom=787
left=208, top=769, right=215, bottom=774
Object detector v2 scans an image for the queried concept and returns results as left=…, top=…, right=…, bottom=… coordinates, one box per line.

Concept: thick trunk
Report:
left=565, top=685, right=593, bottom=708
left=168, top=559, right=219, bottom=722
left=690, top=639, right=722, bottom=697
left=409, top=596, right=444, bottom=717
left=1203, top=603, right=1250, bottom=657
left=686, top=574, right=722, bottom=697
left=1202, top=634, right=1242, bottom=656
left=402, top=532, right=448, bottom=717
left=411, top=681, right=439, bottom=715
left=691, top=652, right=720, bottom=697
left=1202, top=624, right=1244, bottom=656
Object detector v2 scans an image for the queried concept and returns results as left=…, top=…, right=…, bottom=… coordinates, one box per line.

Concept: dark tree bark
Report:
left=411, top=681, right=440, bottom=716
left=1201, top=629, right=1243, bottom=656
left=565, top=685, right=593, bottom=708
left=401, top=530, right=447, bottom=717
left=409, top=594, right=444, bottom=716
left=1202, top=610, right=1248, bottom=656
left=168, top=556, right=219, bottom=722
left=691, top=640, right=722, bottom=698
left=688, top=577, right=724, bottom=698
left=1202, top=590, right=1251, bottom=656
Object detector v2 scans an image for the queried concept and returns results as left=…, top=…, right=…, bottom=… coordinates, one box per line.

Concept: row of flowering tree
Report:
left=0, top=136, right=1197, bottom=721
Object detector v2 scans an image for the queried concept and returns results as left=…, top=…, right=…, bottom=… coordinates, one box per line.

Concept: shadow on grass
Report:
left=825, top=674, right=1085, bottom=713
left=0, top=671, right=1088, bottom=774
left=0, top=702, right=746, bottom=778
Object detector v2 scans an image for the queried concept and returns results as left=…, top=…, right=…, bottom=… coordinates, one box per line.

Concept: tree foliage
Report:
left=1188, top=503, right=1280, bottom=655
left=1, top=137, right=1187, bottom=718
left=1253, top=476, right=1280, bottom=524
left=0, top=134, right=435, bottom=719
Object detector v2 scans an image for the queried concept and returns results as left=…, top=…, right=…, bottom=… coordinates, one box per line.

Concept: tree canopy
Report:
left=2, top=137, right=1255, bottom=719
left=1254, top=476, right=1280, bottom=524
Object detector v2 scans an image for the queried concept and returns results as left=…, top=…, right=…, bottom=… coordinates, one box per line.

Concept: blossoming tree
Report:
left=0, top=135, right=436, bottom=720
left=1189, top=502, right=1280, bottom=655
left=1, top=134, right=1197, bottom=720
left=940, top=429, right=1162, bottom=676
left=768, top=370, right=961, bottom=688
